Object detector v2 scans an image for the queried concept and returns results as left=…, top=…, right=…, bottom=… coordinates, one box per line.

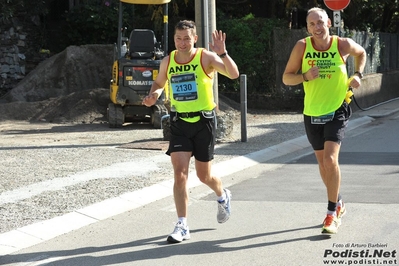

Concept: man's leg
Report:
left=315, top=141, right=342, bottom=233
left=314, top=141, right=341, bottom=204
left=170, top=151, right=192, bottom=218
left=195, top=160, right=223, bottom=197
left=167, top=151, right=192, bottom=243
left=195, top=159, right=232, bottom=223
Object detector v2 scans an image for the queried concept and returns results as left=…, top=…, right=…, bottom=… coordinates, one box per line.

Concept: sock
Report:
left=327, top=200, right=337, bottom=216
left=217, top=190, right=226, bottom=203
left=178, top=217, right=187, bottom=226
left=337, top=194, right=344, bottom=207
left=327, top=210, right=336, bottom=216
left=338, top=194, right=342, bottom=202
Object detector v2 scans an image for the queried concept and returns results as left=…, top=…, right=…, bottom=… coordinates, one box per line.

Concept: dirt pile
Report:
left=0, top=44, right=239, bottom=128
left=0, top=45, right=114, bottom=123
left=2, top=44, right=114, bottom=103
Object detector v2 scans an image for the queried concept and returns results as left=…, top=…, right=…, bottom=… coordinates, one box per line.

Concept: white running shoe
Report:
left=217, top=189, right=232, bottom=223
left=167, top=221, right=190, bottom=243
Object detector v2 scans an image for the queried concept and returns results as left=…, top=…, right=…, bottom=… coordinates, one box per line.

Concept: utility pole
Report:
left=195, top=0, right=219, bottom=107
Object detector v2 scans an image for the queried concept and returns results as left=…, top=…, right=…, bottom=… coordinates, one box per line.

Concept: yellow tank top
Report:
left=302, top=36, right=348, bottom=116
left=167, top=48, right=215, bottom=123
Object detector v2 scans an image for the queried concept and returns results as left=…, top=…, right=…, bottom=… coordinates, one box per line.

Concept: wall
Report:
left=352, top=71, right=399, bottom=112
left=0, top=25, right=27, bottom=94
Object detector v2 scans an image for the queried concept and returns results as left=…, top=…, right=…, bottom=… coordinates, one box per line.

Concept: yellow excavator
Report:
left=108, top=0, right=170, bottom=128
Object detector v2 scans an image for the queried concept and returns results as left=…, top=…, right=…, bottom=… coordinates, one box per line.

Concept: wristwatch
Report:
left=354, top=71, right=363, bottom=79
left=218, top=51, right=228, bottom=58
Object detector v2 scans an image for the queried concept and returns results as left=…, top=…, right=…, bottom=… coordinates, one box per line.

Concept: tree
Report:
left=0, top=0, right=49, bottom=25
left=343, top=0, right=399, bottom=33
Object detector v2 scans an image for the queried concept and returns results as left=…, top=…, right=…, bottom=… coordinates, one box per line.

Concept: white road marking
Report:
left=0, top=155, right=166, bottom=205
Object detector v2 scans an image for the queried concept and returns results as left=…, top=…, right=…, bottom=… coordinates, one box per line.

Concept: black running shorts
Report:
left=166, top=115, right=216, bottom=162
left=304, top=102, right=352, bottom=151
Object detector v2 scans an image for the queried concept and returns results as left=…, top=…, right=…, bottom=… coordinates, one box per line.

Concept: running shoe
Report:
left=217, top=189, right=232, bottom=223
left=336, top=201, right=347, bottom=219
left=322, top=214, right=339, bottom=234
left=167, top=221, right=190, bottom=243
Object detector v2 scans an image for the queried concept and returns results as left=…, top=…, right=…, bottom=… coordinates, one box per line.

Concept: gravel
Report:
left=0, top=111, right=304, bottom=234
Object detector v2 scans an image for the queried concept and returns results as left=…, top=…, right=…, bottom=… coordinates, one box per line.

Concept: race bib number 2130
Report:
left=170, top=73, right=198, bottom=101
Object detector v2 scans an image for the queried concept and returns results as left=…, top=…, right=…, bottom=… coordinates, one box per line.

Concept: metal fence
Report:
left=346, top=30, right=399, bottom=73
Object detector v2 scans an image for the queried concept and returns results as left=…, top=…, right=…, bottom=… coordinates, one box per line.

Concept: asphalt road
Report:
left=1, top=101, right=399, bottom=266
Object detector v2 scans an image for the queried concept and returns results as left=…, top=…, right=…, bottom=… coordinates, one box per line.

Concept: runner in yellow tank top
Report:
left=283, top=7, right=366, bottom=234
left=302, top=35, right=348, bottom=116
left=167, top=48, right=215, bottom=123
left=142, top=20, right=239, bottom=243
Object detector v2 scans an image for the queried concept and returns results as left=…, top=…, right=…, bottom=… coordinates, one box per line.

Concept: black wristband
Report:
left=218, top=51, right=228, bottom=58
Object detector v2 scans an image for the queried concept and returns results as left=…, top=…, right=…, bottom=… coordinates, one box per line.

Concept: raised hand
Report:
left=209, top=30, right=227, bottom=55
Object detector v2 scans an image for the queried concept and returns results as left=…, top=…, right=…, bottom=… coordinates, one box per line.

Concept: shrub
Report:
left=217, top=14, right=286, bottom=95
